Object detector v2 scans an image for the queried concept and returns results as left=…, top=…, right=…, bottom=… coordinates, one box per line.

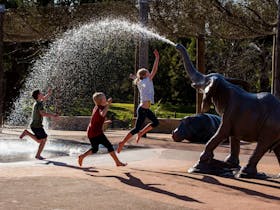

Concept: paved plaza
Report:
left=0, top=128, right=279, bottom=210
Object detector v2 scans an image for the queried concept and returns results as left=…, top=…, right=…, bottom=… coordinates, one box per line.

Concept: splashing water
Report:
left=7, top=18, right=175, bottom=125
left=0, top=138, right=90, bottom=162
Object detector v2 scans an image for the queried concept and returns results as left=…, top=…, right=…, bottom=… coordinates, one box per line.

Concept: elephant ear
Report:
left=201, top=78, right=217, bottom=112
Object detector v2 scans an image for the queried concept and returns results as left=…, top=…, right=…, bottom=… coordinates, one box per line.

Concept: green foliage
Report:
left=205, top=37, right=272, bottom=92
left=5, top=0, right=23, bottom=8
left=109, top=103, right=134, bottom=121
left=150, top=102, right=194, bottom=119
left=150, top=39, right=196, bottom=105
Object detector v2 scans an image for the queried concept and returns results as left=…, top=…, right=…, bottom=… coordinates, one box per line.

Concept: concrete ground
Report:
left=0, top=128, right=279, bottom=210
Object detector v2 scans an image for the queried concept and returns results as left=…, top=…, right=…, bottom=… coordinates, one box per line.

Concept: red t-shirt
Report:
left=87, top=105, right=105, bottom=138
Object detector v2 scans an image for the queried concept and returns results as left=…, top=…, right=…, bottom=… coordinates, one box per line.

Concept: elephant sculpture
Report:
left=172, top=113, right=221, bottom=143
left=176, top=43, right=280, bottom=178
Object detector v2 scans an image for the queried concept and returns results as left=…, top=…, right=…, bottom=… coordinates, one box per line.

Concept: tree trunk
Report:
left=139, top=0, right=149, bottom=69
left=134, top=0, right=149, bottom=117
left=196, top=34, right=205, bottom=113
left=0, top=5, right=5, bottom=132
left=273, top=0, right=280, bottom=99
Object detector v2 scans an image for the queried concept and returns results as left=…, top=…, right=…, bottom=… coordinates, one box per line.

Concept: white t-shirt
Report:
left=137, top=77, right=155, bottom=104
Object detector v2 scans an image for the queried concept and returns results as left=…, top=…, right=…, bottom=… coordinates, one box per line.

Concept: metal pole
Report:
left=0, top=4, right=5, bottom=132
left=274, top=0, right=280, bottom=99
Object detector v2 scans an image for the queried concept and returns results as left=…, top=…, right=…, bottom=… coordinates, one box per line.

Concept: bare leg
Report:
left=35, top=138, right=47, bottom=159
left=117, top=132, right=133, bottom=153
left=78, top=149, right=93, bottom=167
left=136, top=123, right=153, bottom=143
left=20, top=129, right=40, bottom=143
left=19, top=129, right=27, bottom=139
left=109, top=151, right=127, bottom=167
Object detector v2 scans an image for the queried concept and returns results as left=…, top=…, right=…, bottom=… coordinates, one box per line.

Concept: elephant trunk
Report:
left=176, top=44, right=205, bottom=84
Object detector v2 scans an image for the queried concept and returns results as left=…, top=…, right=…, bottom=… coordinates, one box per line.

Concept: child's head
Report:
left=92, top=92, right=106, bottom=106
left=134, top=68, right=150, bottom=84
left=32, top=89, right=43, bottom=100
left=137, top=68, right=149, bottom=80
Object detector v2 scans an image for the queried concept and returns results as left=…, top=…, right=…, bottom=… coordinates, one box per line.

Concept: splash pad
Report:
left=2, top=18, right=175, bottom=162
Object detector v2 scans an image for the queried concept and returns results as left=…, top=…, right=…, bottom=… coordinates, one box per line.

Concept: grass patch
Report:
left=63, top=102, right=196, bottom=121
left=108, top=102, right=195, bottom=120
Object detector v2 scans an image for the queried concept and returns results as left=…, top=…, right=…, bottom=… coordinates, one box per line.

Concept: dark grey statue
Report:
left=176, top=44, right=280, bottom=178
left=172, top=113, right=221, bottom=143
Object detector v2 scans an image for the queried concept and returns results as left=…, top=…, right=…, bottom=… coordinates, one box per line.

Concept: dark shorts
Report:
left=130, top=106, right=159, bottom=135
left=89, top=133, right=114, bottom=153
left=31, top=127, right=48, bottom=140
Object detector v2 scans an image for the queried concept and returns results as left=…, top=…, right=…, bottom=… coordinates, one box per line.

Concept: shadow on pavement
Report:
left=132, top=168, right=280, bottom=201
left=87, top=172, right=203, bottom=203
left=41, top=160, right=99, bottom=173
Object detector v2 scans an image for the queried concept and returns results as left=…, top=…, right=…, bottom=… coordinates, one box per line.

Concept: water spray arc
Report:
left=7, top=18, right=175, bottom=126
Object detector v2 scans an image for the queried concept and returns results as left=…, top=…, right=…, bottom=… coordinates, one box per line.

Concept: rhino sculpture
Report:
left=172, top=113, right=221, bottom=143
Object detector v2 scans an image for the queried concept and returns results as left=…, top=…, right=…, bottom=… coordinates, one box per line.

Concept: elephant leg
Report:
left=274, top=145, right=280, bottom=178
left=240, top=141, right=269, bottom=176
left=273, top=144, right=280, bottom=167
left=224, top=136, right=240, bottom=167
left=200, top=124, right=229, bottom=163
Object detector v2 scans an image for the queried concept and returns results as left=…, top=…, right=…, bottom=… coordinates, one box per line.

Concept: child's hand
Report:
left=129, top=73, right=136, bottom=80
left=153, top=49, right=159, bottom=58
left=53, top=113, right=59, bottom=119
left=107, top=98, right=112, bottom=105
left=47, top=88, right=52, bottom=95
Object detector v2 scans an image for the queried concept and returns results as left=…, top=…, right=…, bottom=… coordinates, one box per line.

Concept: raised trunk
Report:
left=176, top=44, right=205, bottom=84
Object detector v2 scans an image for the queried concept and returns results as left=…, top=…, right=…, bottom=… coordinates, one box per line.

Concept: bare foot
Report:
left=136, top=133, right=142, bottom=143
left=35, top=156, right=45, bottom=160
left=78, top=155, right=84, bottom=167
left=116, top=162, right=127, bottom=167
left=19, top=130, right=27, bottom=139
left=117, top=142, right=124, bottom=153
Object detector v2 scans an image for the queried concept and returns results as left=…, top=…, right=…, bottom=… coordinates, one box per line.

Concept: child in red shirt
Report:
left=78, top=92, right=127, bottom=167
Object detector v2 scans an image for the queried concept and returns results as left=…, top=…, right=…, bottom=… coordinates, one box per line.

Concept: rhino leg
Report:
left=240, top=141, right=269, bottom=177
left=224, top=136, right=240, bottom=167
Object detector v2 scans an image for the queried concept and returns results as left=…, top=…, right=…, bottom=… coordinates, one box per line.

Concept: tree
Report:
left=206, top=37, right=272, bottom=92
left=149, top=0, right=276, bottom=92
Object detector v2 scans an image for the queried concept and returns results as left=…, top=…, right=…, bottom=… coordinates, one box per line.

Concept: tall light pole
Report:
left=0, top=4, right=5, bottom=132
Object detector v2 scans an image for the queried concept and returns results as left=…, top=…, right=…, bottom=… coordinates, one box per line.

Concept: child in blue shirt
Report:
left=117, top=49, right=160, bottom=153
